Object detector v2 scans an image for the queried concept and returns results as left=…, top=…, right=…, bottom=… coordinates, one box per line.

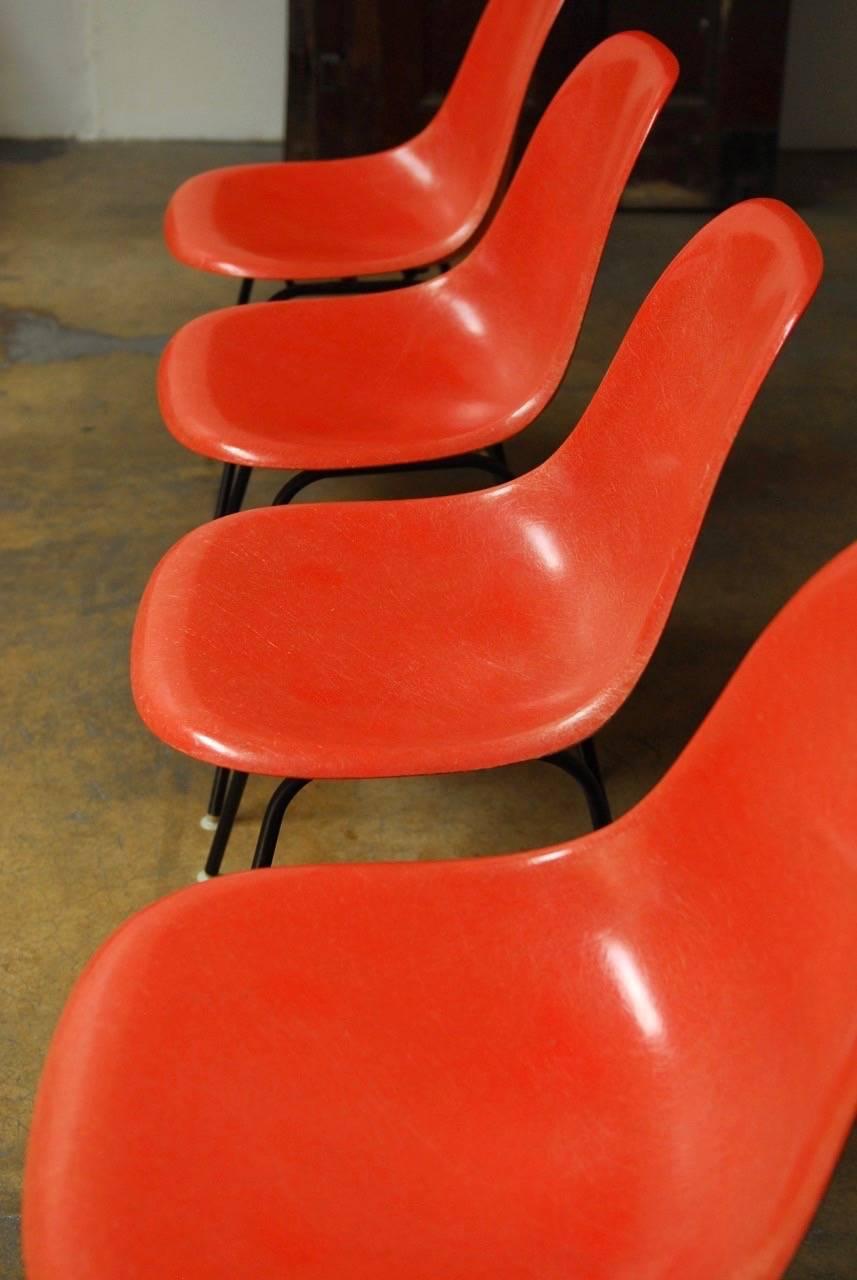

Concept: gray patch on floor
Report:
left=0, top=1215, right=22, bottom=1279
left=0, top=309, right=167, bottom=366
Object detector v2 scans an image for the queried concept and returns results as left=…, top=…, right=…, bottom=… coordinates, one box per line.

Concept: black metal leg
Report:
left=237, top=278, right=254, bottom=304
left=579, top=736, right=605, bottom=792
left=272, top=470, right=325, bottom=505
left=227, top=465, right=252, bottom=513
left=251, top=778, right=311, bottom=869
left=201, top=460, right=252, bottom=825
left=542, top=749, right=612, bottom=830
left=272, top=452, right=512, bottom=506
left=213, top=462, right=237, bottom=518
left=267, top=272, right=429, bottom=302
left=212, top=461, right=253, bottom=521
left=202, top=771, right=248, bottom=878
left=486, top=443, right=509, bottom=470
left=205, top=767, right=230, bottom=822
left=267, top=283, right=298, bottom=302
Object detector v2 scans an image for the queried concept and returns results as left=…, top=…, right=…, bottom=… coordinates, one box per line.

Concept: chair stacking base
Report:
left=197, top=744, right=611, bottom=881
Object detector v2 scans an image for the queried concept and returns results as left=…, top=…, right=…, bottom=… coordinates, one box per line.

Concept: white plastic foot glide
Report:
left=200, top=813, right=219, bottom=832
left=196, top=870, right=211, bottom=883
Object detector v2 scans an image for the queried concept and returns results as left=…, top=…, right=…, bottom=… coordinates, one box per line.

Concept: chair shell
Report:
left=25, top=542, right=857, bottom=1279
left=164, top=0, right=566, bottom=282
left=158, top=33, right=679, bottom=474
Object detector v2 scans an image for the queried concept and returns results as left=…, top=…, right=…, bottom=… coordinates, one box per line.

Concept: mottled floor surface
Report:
left=0, top=141, right=855, bottom=1276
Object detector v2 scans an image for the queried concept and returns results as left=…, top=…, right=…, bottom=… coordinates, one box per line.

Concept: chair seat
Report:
left=164, top=157, right=481, bottom=283
left=26, top=833, right=854, bottom=1280
left=162, top=0, right=574, bottom=284
left=131, top=488, right=639, bottom=779
left=158, top=275, right=538, bottom=470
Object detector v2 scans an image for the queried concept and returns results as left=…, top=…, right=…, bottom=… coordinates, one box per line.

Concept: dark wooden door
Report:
left=286, top=0, right=792, bottom=208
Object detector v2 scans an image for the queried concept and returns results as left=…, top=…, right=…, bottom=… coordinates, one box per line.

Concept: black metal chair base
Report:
left=201, top=772, right=309, bottom=879
left=200, top=742, right=611, bottom=879
left=266, top=265, right=434, bottom=304
left=272, top=451, right=512, bottom=506
left=251, top=779, right=311, bottom=869
left=542, top=739, right=612, bottom=829
left=212, top=463, right=252, bottom=520
left=202, top=770, right=248, bottom=878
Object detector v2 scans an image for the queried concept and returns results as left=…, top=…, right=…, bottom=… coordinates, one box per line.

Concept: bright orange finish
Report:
left=133, top=201, right=822, bottom=781
left=164, top=0, right=566, bottom=281
left=26, top=543, right=857, bottom=1279
left=159, top=34, right=677, bottom=470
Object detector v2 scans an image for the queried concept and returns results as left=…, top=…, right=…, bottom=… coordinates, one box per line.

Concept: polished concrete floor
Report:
left=0, top=141, right=855, bottom=1276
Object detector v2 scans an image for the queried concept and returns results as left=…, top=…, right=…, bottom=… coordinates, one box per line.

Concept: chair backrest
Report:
left=565, top=541, right=857, bottom=1275
left=645, top=539, right=857, bottom=894
left=405, top=0, right=566, bottom=241
left=494, top=544, right=856, bottom=1275
left=523, top=199, right=823, bottom=712
left=459, top=31, right=678, bottom=382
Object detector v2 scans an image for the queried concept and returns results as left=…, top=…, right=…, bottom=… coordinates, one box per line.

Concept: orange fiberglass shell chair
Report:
left=164, top=0, right=565, bottom=297
left=158, top=34, right=678, bottom=516
left=132, top=199, right=823, bottom=877
left=25, top=543, right=857, bottom=1279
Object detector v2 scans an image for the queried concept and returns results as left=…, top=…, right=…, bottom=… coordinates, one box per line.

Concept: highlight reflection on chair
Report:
left=25, top=543, right=857, bottom=1279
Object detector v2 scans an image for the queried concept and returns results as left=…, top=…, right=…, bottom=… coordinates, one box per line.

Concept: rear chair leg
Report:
left=542, top=748, right=612, bottom=829
left=251, top=779, right=311, bottom=869
left=579, top=736, right=606, bottom=791
left=199, top=771, right=248, bottom=881
left=201, top=460, right=252, bottom=828
left=201, top=767, right=230, bottom=831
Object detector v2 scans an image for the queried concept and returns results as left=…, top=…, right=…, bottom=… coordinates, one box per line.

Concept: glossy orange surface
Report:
left=159, top=34, right=677, bottom=470
left=133, top=201, right=822, bottom=780
left=26, top=544, right=857, bottom=1278
left=164, top=0, right=565, bottom=281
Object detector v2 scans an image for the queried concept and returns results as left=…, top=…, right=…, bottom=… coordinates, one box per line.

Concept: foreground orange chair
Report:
left=25, top=543, right=857, bottom=1279
left=159, top=34, right=677, bottom=517
left=132, top=199, right=822, bottom=873
left=165, top=0, right=565, bottom=299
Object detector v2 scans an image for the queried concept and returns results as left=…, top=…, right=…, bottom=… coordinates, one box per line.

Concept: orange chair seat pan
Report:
left=164, top=0, right=565, bottom=282
left=159, top=35, right=677, bottom=471
left=159, top=274, right=567, bottom=471
left=134, top=487, right=638, bottom=778
left=25, top=544, right=857, bottom=1278
left=133, top=201, right=822, bottom=782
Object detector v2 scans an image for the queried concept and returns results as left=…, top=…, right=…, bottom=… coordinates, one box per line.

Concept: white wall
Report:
left=1, top=0, right=856, bottom=146
left=0, top=0, right=91, bottom=136
left=780, top=0, right=857, bottom=148
left=0, top=0, right=286, bottom=139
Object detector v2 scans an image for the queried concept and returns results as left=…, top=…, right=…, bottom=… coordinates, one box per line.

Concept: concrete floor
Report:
left=0, top=140, right=855, bottom=1277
